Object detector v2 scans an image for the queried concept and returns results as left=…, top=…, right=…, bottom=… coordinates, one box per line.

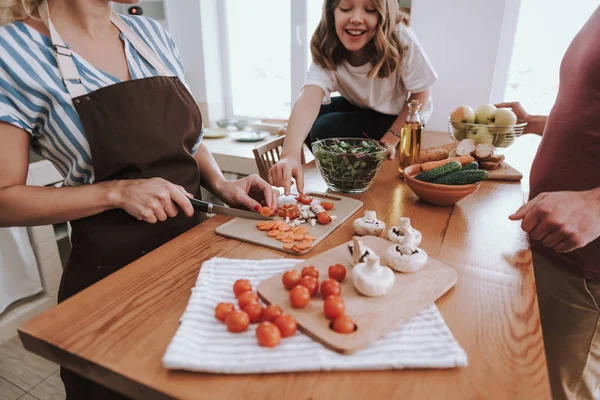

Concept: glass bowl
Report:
left=312, top=138, right=387, bottom=194
left=447, top=118, right=528, bottom=148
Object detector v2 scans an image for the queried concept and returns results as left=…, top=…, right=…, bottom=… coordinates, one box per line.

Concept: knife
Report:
left=189, top=198, right=273, bottom=221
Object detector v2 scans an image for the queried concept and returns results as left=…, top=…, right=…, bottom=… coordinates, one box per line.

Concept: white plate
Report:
left=203, top=128, right=230, bottom=139
left=230, top=131, right=270, bottom=142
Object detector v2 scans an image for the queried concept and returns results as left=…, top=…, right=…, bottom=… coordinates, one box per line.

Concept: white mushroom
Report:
left=387, top=244, right=428, bottom=273
left=348, top=236, right=375, bottom=266
left=352, top=255, right=395, bottom=297
left=353, top=210, right=386, bottom=236
left=387, top=217, right=422, bottom=247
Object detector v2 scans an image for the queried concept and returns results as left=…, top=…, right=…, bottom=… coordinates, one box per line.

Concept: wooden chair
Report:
left=252, top=136, right=306, bottom=181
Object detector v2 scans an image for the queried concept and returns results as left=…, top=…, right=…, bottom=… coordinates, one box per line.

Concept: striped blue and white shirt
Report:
left=0, top=15, right=203, bottom=186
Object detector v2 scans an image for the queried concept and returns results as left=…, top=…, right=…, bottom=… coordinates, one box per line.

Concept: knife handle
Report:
left=189, top=198, right=213, bottom=213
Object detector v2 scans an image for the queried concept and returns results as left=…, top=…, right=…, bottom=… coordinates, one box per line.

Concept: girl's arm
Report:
left=268, top=85, right=325, bottom=195
left=379, top=89, right=431, bottom=159
left=0, top=122, right=195, bottom=227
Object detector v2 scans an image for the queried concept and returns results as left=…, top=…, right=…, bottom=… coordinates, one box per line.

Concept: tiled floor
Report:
left=0, top=336, right=65, bottom=400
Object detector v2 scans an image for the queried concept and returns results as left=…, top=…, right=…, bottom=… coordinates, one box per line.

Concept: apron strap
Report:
left=109, top=14, right=172, bottom=77
left=38, top=1, right=173, bottom=100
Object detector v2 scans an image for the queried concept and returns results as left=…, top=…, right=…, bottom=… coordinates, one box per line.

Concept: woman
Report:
left=0, top=0, right=278, bottom=398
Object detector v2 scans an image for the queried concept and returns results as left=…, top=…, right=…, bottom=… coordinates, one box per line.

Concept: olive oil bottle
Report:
left=398, top=100, right=425, bottom=177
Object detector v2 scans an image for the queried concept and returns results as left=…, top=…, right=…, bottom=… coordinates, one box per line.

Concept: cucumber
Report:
left=414, top=161, right=462, bottom=183
left=433, top=170, right=489, bottom=185
left=461, top=161, right=479, bottom=171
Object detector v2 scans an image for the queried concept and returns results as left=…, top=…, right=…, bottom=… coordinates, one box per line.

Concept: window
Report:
left=504, top=0, right=598, bottom=114
left=224, top=0, right=291, bottom=118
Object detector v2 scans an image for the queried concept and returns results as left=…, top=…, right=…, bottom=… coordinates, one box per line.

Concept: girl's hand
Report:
left=380, top=132, right=399, bottom=160
left=268, top=157, right=304, bottom=195
left=108, top=178, right=194, bottom=223
left=214, top=174, right=280, bottom=211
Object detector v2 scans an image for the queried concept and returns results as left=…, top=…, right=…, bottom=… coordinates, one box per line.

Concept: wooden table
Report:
left=19, top=136, right=549, bottom=399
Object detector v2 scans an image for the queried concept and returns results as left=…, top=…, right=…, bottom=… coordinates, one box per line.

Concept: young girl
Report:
left=269, top=0, right=437, bottom=195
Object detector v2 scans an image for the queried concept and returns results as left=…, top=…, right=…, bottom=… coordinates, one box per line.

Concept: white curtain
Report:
left=0, top=227, right=43, bottom=314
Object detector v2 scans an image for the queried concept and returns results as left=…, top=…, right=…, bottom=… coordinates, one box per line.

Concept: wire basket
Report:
left=447, top=118, right=527, bottom=148
left=312, top=138, right=387, bottom=194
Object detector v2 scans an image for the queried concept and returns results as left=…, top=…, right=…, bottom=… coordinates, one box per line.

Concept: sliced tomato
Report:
left=321, top=201, right=334, bottom=211
left=317, top=212, right=331, bottom=225
left=301, top=196, right=313, bottom=205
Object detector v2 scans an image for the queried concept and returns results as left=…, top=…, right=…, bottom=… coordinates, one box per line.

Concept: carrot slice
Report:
left=270, top=221, right=282, bottom=231
left=302, top=239, right=315, bottom=246
left=304, top=234, right=316, bottom=240
left=293, top=234, right=305, bottom=241
left=296, top=226, right=310, bottom=235
left=281, top=237, right=295, bottom=243
left=292, top=246, right=305, bottom=254
left=267, top=230, right=280, bottom=237
left=283, top=243, right=295, bottom=250
left=278, top=223, right=291, bottom=232
left=257, top=224, right=271, bottom=231
left=294, top=243, right=310, bottom=250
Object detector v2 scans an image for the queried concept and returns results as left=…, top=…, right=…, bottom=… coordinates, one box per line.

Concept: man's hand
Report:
left=509, top=190, right=600, bottom=253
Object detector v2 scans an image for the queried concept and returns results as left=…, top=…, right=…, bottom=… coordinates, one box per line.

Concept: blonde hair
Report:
left=0, top=0, right=41, bottom=25
left=310, top=0, right=409, bottom=79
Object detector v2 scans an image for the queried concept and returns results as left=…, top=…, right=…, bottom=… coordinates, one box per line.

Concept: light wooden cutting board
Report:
left=215, top=192, right=363, bottom=255
left=257, top=236, right=458, bottom=354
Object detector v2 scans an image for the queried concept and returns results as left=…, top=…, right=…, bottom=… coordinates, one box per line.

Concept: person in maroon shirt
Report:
left=498, top=6, right=600, bottom=400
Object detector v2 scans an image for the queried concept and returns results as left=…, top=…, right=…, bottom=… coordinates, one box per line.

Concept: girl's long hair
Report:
left=310, top=0, right=409, bottom=79
left=0, top=0, right=41, bottom=25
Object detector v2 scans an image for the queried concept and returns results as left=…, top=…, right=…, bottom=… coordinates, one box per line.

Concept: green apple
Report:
left=492, top=108, right=517, bottom=134
left=450, top=105, right=476, bottom=128
left=466, top=125, right=494, bottom=144
left=475, top=104, right=497, bottom=124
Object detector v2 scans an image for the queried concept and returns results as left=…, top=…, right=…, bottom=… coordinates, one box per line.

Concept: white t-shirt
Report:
left=303, top=23, right=438, bottom=121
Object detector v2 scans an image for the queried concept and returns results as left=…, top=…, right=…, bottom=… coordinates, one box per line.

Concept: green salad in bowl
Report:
left=312, top=138, right=387, bottom=194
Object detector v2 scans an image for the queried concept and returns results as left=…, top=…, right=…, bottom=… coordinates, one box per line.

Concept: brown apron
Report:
left=40, top=4, right=202, bottom=399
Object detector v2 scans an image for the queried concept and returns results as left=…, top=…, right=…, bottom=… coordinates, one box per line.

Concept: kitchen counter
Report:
left=18, top=135, right=549, bottom=399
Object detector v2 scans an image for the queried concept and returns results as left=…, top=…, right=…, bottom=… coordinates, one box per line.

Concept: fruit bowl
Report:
left=403, top=164, right=481, bottom=206
left=312, top=138, right=387, bottom=194
left=448, top=118, right=527, bottom=148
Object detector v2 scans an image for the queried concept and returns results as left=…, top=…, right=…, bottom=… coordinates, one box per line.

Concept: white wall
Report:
left=410, top=0, right=517, bottom=131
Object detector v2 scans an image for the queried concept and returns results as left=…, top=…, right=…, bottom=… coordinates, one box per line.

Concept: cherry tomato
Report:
left=243, top=301, right=264, bottom=323
left=328, top=264, right=347, bottom=282
left=301, top=196, right=313, bottom=205
left=259, top=206, right=272, bottom=217
left=333, top=315, right=356, bottom=334
left=320, top=279, right=341, bottom=300
left=278, top=209, right=287, bottom=217
left=256, top=321, right=281, bottom=347
left=295, top=194, right=305, bottom=202
left=237, top=291, right=259, bottom=309
left=301, top=265, right=319, bottom=279
left=282, top=269, right=301, bottom=290
left=324, top=295, right=345, bottom=319
left=233, top=279, right=252, bottom=297
left=290, top=285, right=311, bottom=308
left=225, top=310, right=250, bottom=333
left=299, top=276, right=319, bottom=297
left=262, top=304, right=283, bottom=322
left=214, top=302, right=235, bottom=322
left=317, top=212, right=331, bottom=225
left=321, top=201, right=334, bottom=211
left=274, top=314, right=297, bottom=338
left=288, top=211, right=299, bottom=220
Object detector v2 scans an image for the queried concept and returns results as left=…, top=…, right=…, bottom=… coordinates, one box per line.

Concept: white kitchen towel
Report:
left=0, top=227, right=43, bottom=314
left=163, top=258, right=468, bottom=373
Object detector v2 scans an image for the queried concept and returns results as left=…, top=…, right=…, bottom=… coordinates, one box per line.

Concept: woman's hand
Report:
left=214, top=174, right=280, bottom=211
left=268, top=156, right=304, bottom=195
left=107, top=178, right=194, bottom=223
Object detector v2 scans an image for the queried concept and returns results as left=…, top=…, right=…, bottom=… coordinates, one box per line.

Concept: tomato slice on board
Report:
left=321, top=201, right=334, bottom=211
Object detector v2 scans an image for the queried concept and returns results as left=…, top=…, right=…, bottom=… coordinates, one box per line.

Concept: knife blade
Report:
left=189, top=198, right=273, bottom=221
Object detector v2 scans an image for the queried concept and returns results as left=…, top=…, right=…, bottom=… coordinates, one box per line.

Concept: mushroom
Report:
left=387, top=244, right=428, bottom=273
left=353, top=210, right=386, bottom=236
left=387, top=217, right=422, bottom=248
left=352, top=255, right=395, bottom=297
left=347, top=236, right=375, bottom=266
